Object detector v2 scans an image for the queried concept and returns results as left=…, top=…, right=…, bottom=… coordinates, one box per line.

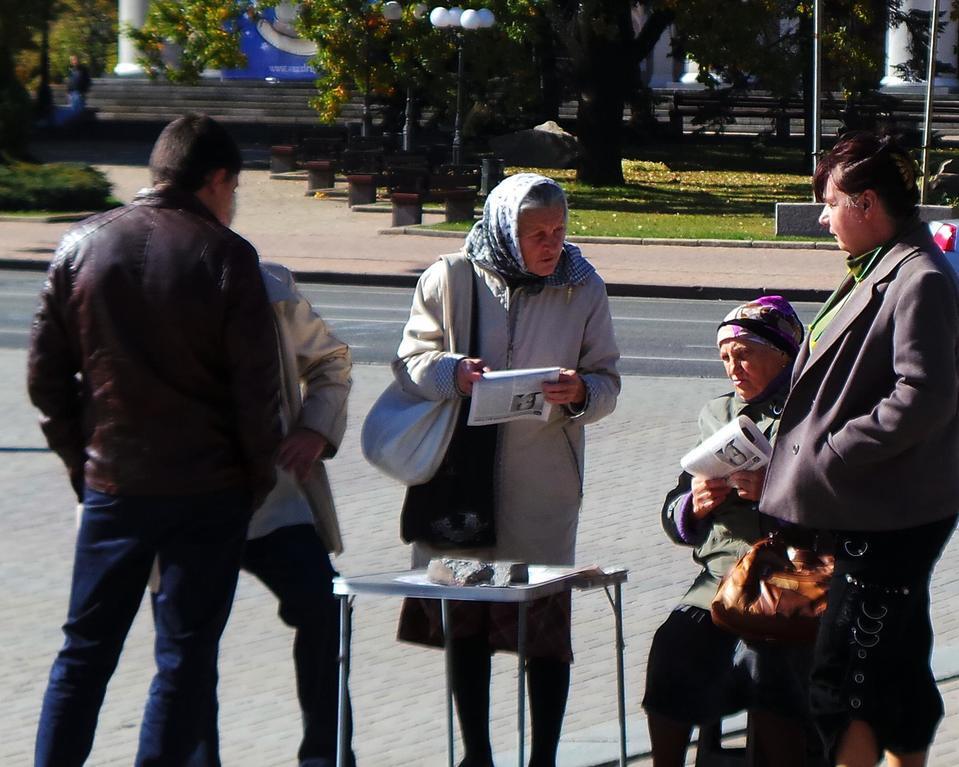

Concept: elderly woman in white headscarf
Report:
left=394, top=173, right=621, bottom=767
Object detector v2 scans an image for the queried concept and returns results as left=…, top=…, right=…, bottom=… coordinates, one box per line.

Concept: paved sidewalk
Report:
left=4, top=352, right=959, bottom=766
left=0, top=142, right=848, bottom=301
left=7, top=145, right=956, bottom=766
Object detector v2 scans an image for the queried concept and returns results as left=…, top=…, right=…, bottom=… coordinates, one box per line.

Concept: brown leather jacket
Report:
left=28, top=187, right=282, bottom=505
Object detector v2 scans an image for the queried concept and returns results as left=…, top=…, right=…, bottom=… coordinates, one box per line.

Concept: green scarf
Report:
left=807, top=244, right=886, bottom=350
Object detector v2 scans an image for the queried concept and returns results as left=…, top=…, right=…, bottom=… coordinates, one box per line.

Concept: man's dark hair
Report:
left=149, top=114, right=243, bottom=193
left=813, top=131, right=920, bottom=222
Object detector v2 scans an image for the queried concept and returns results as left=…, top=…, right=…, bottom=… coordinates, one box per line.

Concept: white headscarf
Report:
left=463, top=173, right=594, bottom=288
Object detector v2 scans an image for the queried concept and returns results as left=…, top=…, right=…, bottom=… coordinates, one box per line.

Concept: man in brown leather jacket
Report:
left=28, top=114, right=282, bottom=767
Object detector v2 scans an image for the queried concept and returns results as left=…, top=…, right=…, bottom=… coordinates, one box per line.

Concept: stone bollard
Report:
left=270, top=145, right=297, bottom=174
left=391, top=192, right=424, bottom=226
left=347, top=174, right=378, bottom=207
left=304, top=160, right=336, bottom=192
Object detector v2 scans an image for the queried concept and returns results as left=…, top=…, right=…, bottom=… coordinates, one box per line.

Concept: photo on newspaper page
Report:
left=679, top=415, right=772, bottom=479
left=467, top=367, right=562, bottom=426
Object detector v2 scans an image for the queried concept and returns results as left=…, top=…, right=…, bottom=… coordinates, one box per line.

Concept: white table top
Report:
left=332, top=565, right=628, bottom=603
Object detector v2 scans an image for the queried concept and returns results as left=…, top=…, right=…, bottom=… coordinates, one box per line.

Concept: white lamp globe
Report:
left=413, top=3, right=428, bottom=18
left=448, top=6, right=463, bottom=26
left=382, top=1, right=403, bottom=21
left=430, top=6, right=450, bottom=26
left=477, top=8, right=495, bottom=27
left=459, top=8, right=480, bottom=29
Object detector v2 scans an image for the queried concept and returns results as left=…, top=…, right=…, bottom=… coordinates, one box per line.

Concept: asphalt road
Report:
left=0, top=270, right=821, bottom=377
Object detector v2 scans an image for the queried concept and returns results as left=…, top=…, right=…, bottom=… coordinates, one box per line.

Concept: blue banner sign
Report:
left=222, top=3, right=317, bottom=81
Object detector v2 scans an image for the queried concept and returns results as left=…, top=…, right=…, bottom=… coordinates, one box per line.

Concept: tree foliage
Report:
left=543, top=1, right=674, bottom=185
left=0, top=0, right=48, bottom=156
left=295, top=0, right=542, bottom=134
left=128, top=0, right=248, bottom=83
left=50, top=0, right=118, bottom=78
left=667, top=0, right=894, bottom=99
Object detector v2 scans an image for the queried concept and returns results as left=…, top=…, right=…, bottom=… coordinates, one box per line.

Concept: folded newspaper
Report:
left=680, top=415, right=772, bottom=479
left=467, top=367, right=561, bottom=426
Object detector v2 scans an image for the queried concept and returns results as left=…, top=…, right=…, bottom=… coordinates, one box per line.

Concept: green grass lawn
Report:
left=424, top=139, right=956, bottom=240
left=429, top=158, right=822, bottom=240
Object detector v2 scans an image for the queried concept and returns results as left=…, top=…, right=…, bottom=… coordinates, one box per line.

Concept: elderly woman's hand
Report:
left=456, top=357, right=489, bottom=396
left=542, top=369, right=587, bottom=408
left=691, top=475, right=732, bottom=519
left=728, top=468, right=766, bottom=502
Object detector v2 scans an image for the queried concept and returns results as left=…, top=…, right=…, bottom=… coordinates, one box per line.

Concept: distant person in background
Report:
left=66, top=54, right=91, bottom=114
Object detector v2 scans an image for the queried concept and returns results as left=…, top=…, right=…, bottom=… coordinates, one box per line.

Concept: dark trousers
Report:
left=175, top=524, right=355, bottom=767
left=34, top=486, right=251, bottom=767
left=241, top=524, right=354, bottom=765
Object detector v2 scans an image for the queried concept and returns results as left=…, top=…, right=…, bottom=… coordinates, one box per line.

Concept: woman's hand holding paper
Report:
left=691, top=475, right=732, bottom=519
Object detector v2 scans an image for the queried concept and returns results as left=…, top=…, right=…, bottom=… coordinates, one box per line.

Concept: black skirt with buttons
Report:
left=809, top=514, right=957, bottom=759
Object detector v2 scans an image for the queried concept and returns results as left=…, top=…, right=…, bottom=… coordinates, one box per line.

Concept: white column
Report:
left=115, top=0, right=149, bottom=76
left=882, top=0, right=959, bottom=88
left=644, top=25, right=677, bottom=87
left=679, top=58, right=702, bottom=86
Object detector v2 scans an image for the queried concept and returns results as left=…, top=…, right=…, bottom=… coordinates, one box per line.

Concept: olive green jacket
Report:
left=662, top=388, right=786, bottom=610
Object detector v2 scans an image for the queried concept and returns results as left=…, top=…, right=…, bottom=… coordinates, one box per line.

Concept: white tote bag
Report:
left=361, top=256, right=473, bottom=485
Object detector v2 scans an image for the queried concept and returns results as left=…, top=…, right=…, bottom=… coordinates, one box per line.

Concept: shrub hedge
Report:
left=0, top=161, right=113, bottom=211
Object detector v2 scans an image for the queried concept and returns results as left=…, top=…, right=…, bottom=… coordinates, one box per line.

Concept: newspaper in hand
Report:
left=679, top=415, right=772, bottom=479
left=467, top=367, right=561, bottom=426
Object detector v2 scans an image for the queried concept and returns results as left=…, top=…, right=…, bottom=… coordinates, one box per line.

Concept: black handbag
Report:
left=400, top=269, right=498, bottom=548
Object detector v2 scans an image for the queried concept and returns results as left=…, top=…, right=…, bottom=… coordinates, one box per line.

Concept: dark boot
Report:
left=450, top=636, right=494, bottom=767
left=527, top=657, right=570, bottom=767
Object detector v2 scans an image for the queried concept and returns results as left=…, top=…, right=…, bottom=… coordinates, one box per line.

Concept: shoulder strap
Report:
left=440, top=254, right=476, bottom=356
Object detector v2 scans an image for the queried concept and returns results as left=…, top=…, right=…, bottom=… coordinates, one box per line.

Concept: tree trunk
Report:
left=576, top=81, right=626, bottom=185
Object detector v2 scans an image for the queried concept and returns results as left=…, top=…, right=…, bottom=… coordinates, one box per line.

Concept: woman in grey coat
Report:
left=394, top=173, right=620, bottom=767
left=760, top=132, right=959, bottom=767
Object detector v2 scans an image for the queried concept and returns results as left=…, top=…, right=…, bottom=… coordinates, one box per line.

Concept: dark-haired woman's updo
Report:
left=812, top=131, right=920, bottom=222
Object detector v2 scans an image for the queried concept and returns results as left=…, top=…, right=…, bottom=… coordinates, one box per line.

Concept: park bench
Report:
left=669, top=91, right=804, bottom=140
left=388, top=163, right=481, bottom=226
left=668, top=89, right=959, bottom=140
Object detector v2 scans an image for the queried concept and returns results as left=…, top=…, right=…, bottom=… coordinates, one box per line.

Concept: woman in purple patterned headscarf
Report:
left=642, top=296, right=816, bottom=767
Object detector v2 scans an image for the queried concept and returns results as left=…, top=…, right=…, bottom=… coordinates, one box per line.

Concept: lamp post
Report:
left=921, top=0, right=942, bottom=204
left=382, top=1, right=427, bottom=151
left=428, top=6, right=496, bottom=165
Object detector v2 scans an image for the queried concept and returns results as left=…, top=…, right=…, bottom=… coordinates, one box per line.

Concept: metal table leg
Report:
left=517, top=602, right=528, bottom=767
left=441, top=599, right=455, bottom=767
left=614, top=583, right=627, bottom=767
left=336, top=595, right=352, bottom=767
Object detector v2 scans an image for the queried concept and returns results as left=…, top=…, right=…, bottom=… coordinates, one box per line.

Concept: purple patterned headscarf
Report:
left=716, top=295, right=804, bottom=359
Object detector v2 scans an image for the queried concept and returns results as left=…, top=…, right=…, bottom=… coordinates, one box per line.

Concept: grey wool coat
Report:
left=393, top=252, right=621, bottom=566
left=760, top=224, right=959, bottom=532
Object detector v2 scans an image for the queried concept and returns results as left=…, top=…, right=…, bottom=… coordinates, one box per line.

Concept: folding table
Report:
left=333, top=565, right=628, bottom=767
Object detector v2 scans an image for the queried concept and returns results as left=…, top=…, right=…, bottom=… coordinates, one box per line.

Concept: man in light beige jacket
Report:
left=245, top=262, right=353, bottom=767
left=181, top=263, right=352, bottom=767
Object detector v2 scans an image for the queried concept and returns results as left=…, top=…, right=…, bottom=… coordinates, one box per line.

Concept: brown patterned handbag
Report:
left=710, top=532, right=834, bottom=643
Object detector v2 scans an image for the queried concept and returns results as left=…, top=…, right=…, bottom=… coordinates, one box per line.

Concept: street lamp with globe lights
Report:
left=427, top=6, right=496, bottom=164
left=380, top=1, right=428, bottom=151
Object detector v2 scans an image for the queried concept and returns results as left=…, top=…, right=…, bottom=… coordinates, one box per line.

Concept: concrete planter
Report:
left=775, top=202, right=958, bottom=237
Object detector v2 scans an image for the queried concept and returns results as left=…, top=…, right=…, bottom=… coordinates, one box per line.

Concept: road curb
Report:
left=378, top=226, right=839, bottom=250
left=0, top=258, right=833, bottom=302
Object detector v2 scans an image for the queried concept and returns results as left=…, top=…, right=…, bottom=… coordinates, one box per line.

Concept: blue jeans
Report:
left=35, top=487, right=251, bottom=767
left=68, top=91, right=85, bottom=113
left=180, top=524, right=355, bottom=767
